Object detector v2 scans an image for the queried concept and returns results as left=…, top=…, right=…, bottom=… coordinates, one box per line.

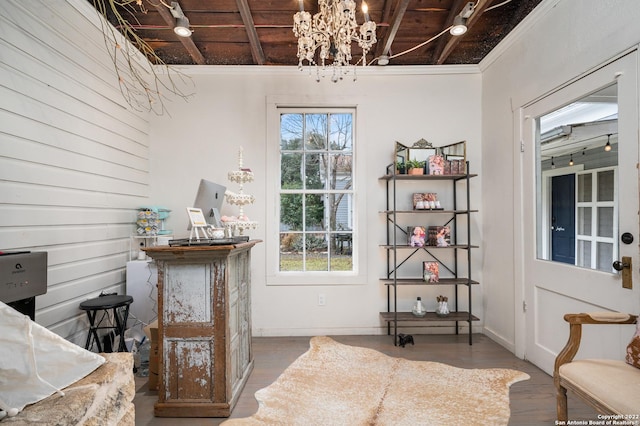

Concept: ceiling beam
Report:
left=436, top=0, right=491, bottom=65
left=378, top=0, right=410, bottom=58
left=236, top=0, right=266, bottom=65
left=151, top=1, right=205, bottom=65
left=373, top=0, right=394, bottom=58
left=429, top=0, right=465, bottom=64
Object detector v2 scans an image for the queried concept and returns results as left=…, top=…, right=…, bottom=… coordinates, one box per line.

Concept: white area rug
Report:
left=223, top=336, right=529, bottom=425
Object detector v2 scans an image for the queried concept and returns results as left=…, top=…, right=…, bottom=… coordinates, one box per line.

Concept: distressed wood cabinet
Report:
left=144, top=241, right=259, bottom=417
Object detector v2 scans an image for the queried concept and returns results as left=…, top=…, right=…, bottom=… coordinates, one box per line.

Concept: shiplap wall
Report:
left=0, top=0, right=151, bottom=343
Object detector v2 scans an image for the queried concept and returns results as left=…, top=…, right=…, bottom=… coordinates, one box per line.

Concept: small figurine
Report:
left=398, top=333, right=415, bottom=348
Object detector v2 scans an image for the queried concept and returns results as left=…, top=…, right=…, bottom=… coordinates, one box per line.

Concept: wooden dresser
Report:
left=144, top=240, right=259, bottom=417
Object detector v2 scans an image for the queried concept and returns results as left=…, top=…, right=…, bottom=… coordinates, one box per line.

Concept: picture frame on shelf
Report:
left=412, top=193, right=442, bottom=210
left=186, top=207, right=208, bottom=227
left=427, top=225, right=451, bottom=247
left=407, top=226, right=426, bottom=247
left=427, top=154, right=445, bottom=175
left=423, top=261, right=440, bottom=283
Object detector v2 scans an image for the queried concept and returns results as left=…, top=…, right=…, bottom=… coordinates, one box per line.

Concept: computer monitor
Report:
left=190, top=179, right=226, bottom=229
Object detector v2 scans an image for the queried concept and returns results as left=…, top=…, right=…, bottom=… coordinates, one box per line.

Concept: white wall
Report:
left=0, top=0, right=151, bottom=343
left=149, top=67, right=483, bottom=336
left=481, top=0, right=640, bottom=353
left=15, top=0, right=631, bottom=349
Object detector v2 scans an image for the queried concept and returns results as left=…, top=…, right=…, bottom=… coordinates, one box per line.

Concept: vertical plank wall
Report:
left=0, top=0, right=151, bottom=343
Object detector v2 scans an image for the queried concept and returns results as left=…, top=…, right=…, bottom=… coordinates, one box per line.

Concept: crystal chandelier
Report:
left=293, top=0, right=377, bottom=82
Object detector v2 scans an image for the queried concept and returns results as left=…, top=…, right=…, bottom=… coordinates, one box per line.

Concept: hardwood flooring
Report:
left=133, top=334, right=597, bottom=425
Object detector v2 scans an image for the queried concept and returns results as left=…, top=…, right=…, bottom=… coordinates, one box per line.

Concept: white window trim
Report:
left=575, top=166, right=618, bottom=270
left=265, top=96, right=368, bottom=286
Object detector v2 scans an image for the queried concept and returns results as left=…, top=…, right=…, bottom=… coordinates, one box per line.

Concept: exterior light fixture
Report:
left=569, top=153, right=574, bottom=166
left=171, top=2, right=192, bottom=37
left=551, top=157, right=555, bottom=169
left=604, top=134, right=612, bottom=152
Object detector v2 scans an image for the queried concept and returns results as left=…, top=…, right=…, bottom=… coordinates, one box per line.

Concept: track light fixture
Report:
left=450, top=2, right=474, bottom=36
left=450, top=16, right=468, bottom=36
left=171, top=2, right=192, bottom=37
left=604, top=134, right=612, bottom=152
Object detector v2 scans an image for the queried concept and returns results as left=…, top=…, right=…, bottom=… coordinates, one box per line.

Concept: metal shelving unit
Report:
left=379, top=162, right=479, bottom=345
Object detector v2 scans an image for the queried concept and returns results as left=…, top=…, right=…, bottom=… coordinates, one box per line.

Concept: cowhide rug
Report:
left=223, top=336, right=529, bottom=425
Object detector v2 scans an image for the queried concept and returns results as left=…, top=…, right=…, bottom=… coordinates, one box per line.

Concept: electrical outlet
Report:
left=318, top=293, right=326, bottom=306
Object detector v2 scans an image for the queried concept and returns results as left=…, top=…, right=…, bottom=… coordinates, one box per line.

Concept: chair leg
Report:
left=556, top=384, right=568, bottom=422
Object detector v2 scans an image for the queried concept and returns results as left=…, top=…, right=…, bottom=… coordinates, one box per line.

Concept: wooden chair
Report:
left=554, top=312, right=638, bottom=421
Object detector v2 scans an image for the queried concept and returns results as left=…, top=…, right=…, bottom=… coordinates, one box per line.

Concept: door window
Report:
left=536, top=85, right=619, bottom=272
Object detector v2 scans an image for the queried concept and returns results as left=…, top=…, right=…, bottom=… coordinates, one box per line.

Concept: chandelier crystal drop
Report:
left=293, top=0, right=377, bottom=82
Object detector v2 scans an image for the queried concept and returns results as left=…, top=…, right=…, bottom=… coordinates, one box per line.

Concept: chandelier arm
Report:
left=293, top=0, right=377, bottom=81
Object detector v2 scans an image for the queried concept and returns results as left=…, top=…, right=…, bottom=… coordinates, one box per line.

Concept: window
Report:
left=536, top=84, right=619, bottom=272
left=575, top=168, right=617, bottom=271
left=278, top=110, right=354, bottom=272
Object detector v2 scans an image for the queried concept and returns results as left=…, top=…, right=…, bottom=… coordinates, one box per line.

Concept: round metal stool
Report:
left=80, top=294, right=134, bottom=352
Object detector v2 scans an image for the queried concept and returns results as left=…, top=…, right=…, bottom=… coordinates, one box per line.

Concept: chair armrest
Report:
left=554, top=312, right=637, bottom=378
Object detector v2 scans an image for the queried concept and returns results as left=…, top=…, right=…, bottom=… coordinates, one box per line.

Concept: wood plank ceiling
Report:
left=92, top=0, right=543, bottom=67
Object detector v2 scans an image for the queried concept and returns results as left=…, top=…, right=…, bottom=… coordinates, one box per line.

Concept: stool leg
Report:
left=113, top=305, right=131, bottom=352
left=85, top=310, right=103, bottom=353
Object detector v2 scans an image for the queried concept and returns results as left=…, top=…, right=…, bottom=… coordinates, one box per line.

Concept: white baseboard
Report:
left=252, top=324, right=484, bottom=338
left=482, top=326, right=517, bottom=354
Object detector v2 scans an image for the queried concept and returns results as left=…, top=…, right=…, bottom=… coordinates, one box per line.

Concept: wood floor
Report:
left=133, top=334, right=597, bottom=425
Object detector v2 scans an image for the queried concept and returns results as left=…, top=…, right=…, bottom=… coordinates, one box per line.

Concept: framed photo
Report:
left=423, top=261, right=440, bottom=283
left=427, top=154, right=445, bottom=175
left=407, top=226, right=426, bottom=247
left=427, top=226, right=451, bottom=247
left=413, top=193, right=442, bottom=210
left=186, top=207, right=208, bottom=227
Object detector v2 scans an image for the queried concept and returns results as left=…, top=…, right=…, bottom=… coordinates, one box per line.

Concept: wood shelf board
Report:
left=380, top=244, right=479, bottom=249
left=379, top=174, right=478, bottom=181
left=379, top=278, right=479, bottom=285
left=380, top=210, right=478, bottom=214
left=380, top=312, right=480, bottom=322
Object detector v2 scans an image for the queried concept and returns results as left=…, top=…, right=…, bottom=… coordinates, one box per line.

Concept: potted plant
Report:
left=395, top=161, right=406, bottom=175
left=406, top=159, right=425, bottom=175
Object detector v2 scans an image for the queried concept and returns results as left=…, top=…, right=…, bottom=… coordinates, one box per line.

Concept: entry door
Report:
left=551, top=174, right=575, bottom=265
left=520, top=52, right=640, bottom=374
